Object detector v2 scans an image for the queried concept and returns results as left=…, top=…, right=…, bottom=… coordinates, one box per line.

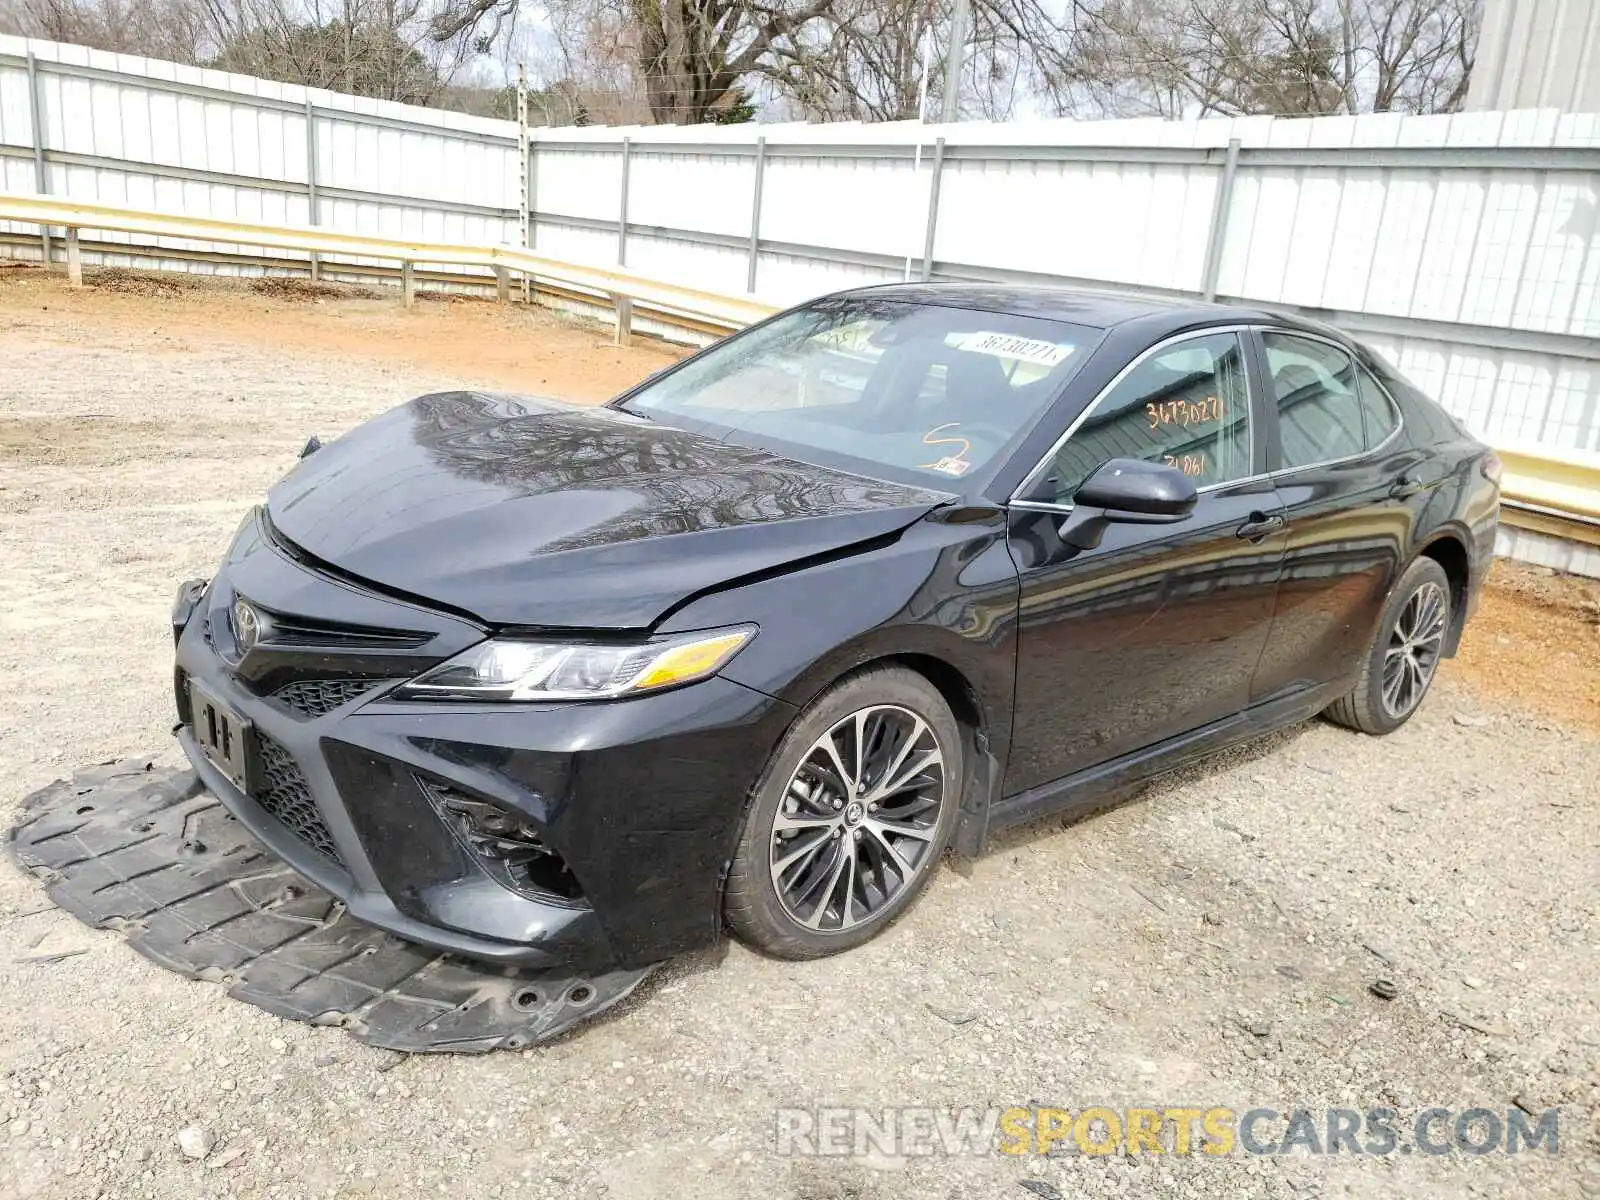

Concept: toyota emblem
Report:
left=231, top=597, right=262, bottom=652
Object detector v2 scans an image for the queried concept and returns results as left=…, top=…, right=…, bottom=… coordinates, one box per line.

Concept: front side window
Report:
left=1031, top=332, right=1252, bottom=505
left=618, top=298, right=1095, bottom=487
left=1264, top=333, right=1371, bottom=469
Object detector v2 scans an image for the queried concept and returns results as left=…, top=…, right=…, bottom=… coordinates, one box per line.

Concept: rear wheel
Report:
left=724, top=667, right=961, bottom=959
left=1325, top=556, right=1452, bottom=735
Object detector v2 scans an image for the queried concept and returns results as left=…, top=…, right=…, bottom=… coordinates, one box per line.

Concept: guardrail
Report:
left=1496, top=443, right=1600, bottom=549
left=3, top=188, right=1598, bottom=556
left=0, top=191, right=778, bottom=343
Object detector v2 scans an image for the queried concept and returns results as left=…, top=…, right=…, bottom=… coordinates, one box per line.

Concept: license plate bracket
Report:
left=187, top=679, right=254, bottom=794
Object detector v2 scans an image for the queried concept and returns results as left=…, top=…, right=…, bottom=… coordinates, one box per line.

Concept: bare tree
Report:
left=21, top=0, right=210, bottom=59
left=522, top=0, right=1076, bottom=125
left=7, top=0, right=1479, bottom=122
left=208, top=0, right=456, bottom=103
left=600, top=0, right=836, bottom=125
left=1062, top=0, right=1344, bottom=116
left=762, top=0, right=1072, bottom=122
left=11, top=0, right=479, bottom=102
left=757, top=0, right=935, bottom=120
left=1351, top=0, right=1476, bottom=112
left=519, top=1, right=655, bottom=122
left=1059, top=0, right=1478, bottom=118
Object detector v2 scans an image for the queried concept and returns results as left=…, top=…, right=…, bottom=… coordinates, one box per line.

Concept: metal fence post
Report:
left=618, top=137, right=631, bottom=267
left=526, top=137, right=540, bottom=305
left=527, top=137, right=538, bottom=251
left=26, top=52, right=50, bottom=266
left=920, top=138, right=946, bottom=282
left=516, top=66, right=530, bottom=303
left=304, top=98, right=321, bottom=281
left=746, top=136, right=767, bottom=294
left=1201, top=137, right=1242, bottom=301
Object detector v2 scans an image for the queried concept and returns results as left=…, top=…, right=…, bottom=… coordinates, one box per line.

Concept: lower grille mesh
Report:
left=252, top=733, right=345, bottom=868
left=270, top=679, right=374, bottom=719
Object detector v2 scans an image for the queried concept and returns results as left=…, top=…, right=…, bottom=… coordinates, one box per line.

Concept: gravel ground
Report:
left=0, top=274, right=1597, bottom=1200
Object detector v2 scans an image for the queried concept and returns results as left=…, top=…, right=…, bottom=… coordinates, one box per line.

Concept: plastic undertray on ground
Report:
left=5, top=759, right=653, bottom=1053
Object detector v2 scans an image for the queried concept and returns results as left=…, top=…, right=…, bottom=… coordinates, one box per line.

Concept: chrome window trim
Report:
left=1009, top=498, right=1073, bottom=514
left=1009, top=324, right=1258, bottom=507
left=1258, top=328, right=1406, bottom=479
left=1198, top=470, right=1275, bottom=494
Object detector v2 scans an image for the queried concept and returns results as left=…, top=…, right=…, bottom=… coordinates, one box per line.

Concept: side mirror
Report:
left=1074, top=458, right=1197, bottom=518
left=1056, top=458, right=1197, bottom=550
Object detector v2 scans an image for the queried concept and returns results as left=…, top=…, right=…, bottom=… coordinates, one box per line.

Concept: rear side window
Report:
left=1355, top=365, right=1400, bottom=448
left=1037, top=332, right=1252, bottom=503
left=1263, top=333, right=1367, bottom=469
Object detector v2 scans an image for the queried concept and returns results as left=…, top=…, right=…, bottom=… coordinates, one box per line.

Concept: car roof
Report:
left=840, top=282, right=1279, bottom=333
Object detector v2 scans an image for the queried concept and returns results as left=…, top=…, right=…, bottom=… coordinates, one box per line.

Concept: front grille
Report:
left=270, top=678, right=375, bottom=719
left=252, top=733, right=345, bottom=868
left=418, top=778, right=584, bottom=903
left=260, top=613, right=432, bottom=650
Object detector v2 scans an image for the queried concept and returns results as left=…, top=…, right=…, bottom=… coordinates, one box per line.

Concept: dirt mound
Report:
left=90, top=269, right=195, bottom=298
left=250, top=276, right=378, bottom=302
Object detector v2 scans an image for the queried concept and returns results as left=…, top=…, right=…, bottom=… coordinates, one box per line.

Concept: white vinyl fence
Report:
left=3, top=34, right=1599, bottom=466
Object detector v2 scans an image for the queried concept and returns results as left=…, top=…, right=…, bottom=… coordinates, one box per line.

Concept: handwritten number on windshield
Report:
left=917, top=423, right=974, bottom=478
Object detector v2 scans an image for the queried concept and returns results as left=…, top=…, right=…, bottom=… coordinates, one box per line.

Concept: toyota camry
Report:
left=171, top=284, right=1499, bottom=974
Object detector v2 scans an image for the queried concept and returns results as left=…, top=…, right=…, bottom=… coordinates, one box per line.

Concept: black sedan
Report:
left=171, top=285, right=1499, bottom=971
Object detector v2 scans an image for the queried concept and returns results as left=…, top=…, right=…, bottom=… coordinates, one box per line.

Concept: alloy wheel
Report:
left=1382, top=580, right=1448, bottom=719
left=768, top=704, right=947, bottom=933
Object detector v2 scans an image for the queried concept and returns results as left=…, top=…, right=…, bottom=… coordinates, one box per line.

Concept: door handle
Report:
left=1236, top=512, right=1286, bottom=541
left=1389, top=472, right=1436, bottom=500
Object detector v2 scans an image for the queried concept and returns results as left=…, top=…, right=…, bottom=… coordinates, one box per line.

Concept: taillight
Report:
left=1480, top=452, right=1502, bottom=486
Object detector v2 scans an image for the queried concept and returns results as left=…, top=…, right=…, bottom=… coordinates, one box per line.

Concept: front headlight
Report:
left=390, top=625, right=756, bottom=702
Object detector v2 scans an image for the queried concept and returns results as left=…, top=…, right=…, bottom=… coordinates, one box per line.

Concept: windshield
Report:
left=617, top=296, right=1096, bottom=487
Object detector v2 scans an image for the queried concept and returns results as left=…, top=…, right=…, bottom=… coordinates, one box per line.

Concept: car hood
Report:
left=266, top=391, right=950, bottom=629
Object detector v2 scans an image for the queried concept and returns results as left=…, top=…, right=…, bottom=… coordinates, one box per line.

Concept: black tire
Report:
left=724, top=666, right=962, bottom=960
left=1325, top=556, right=1452, bottom=735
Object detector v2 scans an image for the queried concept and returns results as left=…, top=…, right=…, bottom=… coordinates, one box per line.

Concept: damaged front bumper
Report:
left=169, top=510, right=797, bottom=974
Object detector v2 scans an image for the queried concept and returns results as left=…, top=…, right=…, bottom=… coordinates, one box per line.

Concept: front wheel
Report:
left=723, top=667, right=962, bottom=959
left=1325, top=556, right=1452, bottom=735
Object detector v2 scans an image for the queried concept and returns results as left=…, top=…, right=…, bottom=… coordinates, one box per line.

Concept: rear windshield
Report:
left=617, top=296, right=1096, bottom=487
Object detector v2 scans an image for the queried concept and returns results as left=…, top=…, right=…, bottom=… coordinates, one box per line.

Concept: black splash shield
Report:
left=5, top=759, right=653, bottom=1053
